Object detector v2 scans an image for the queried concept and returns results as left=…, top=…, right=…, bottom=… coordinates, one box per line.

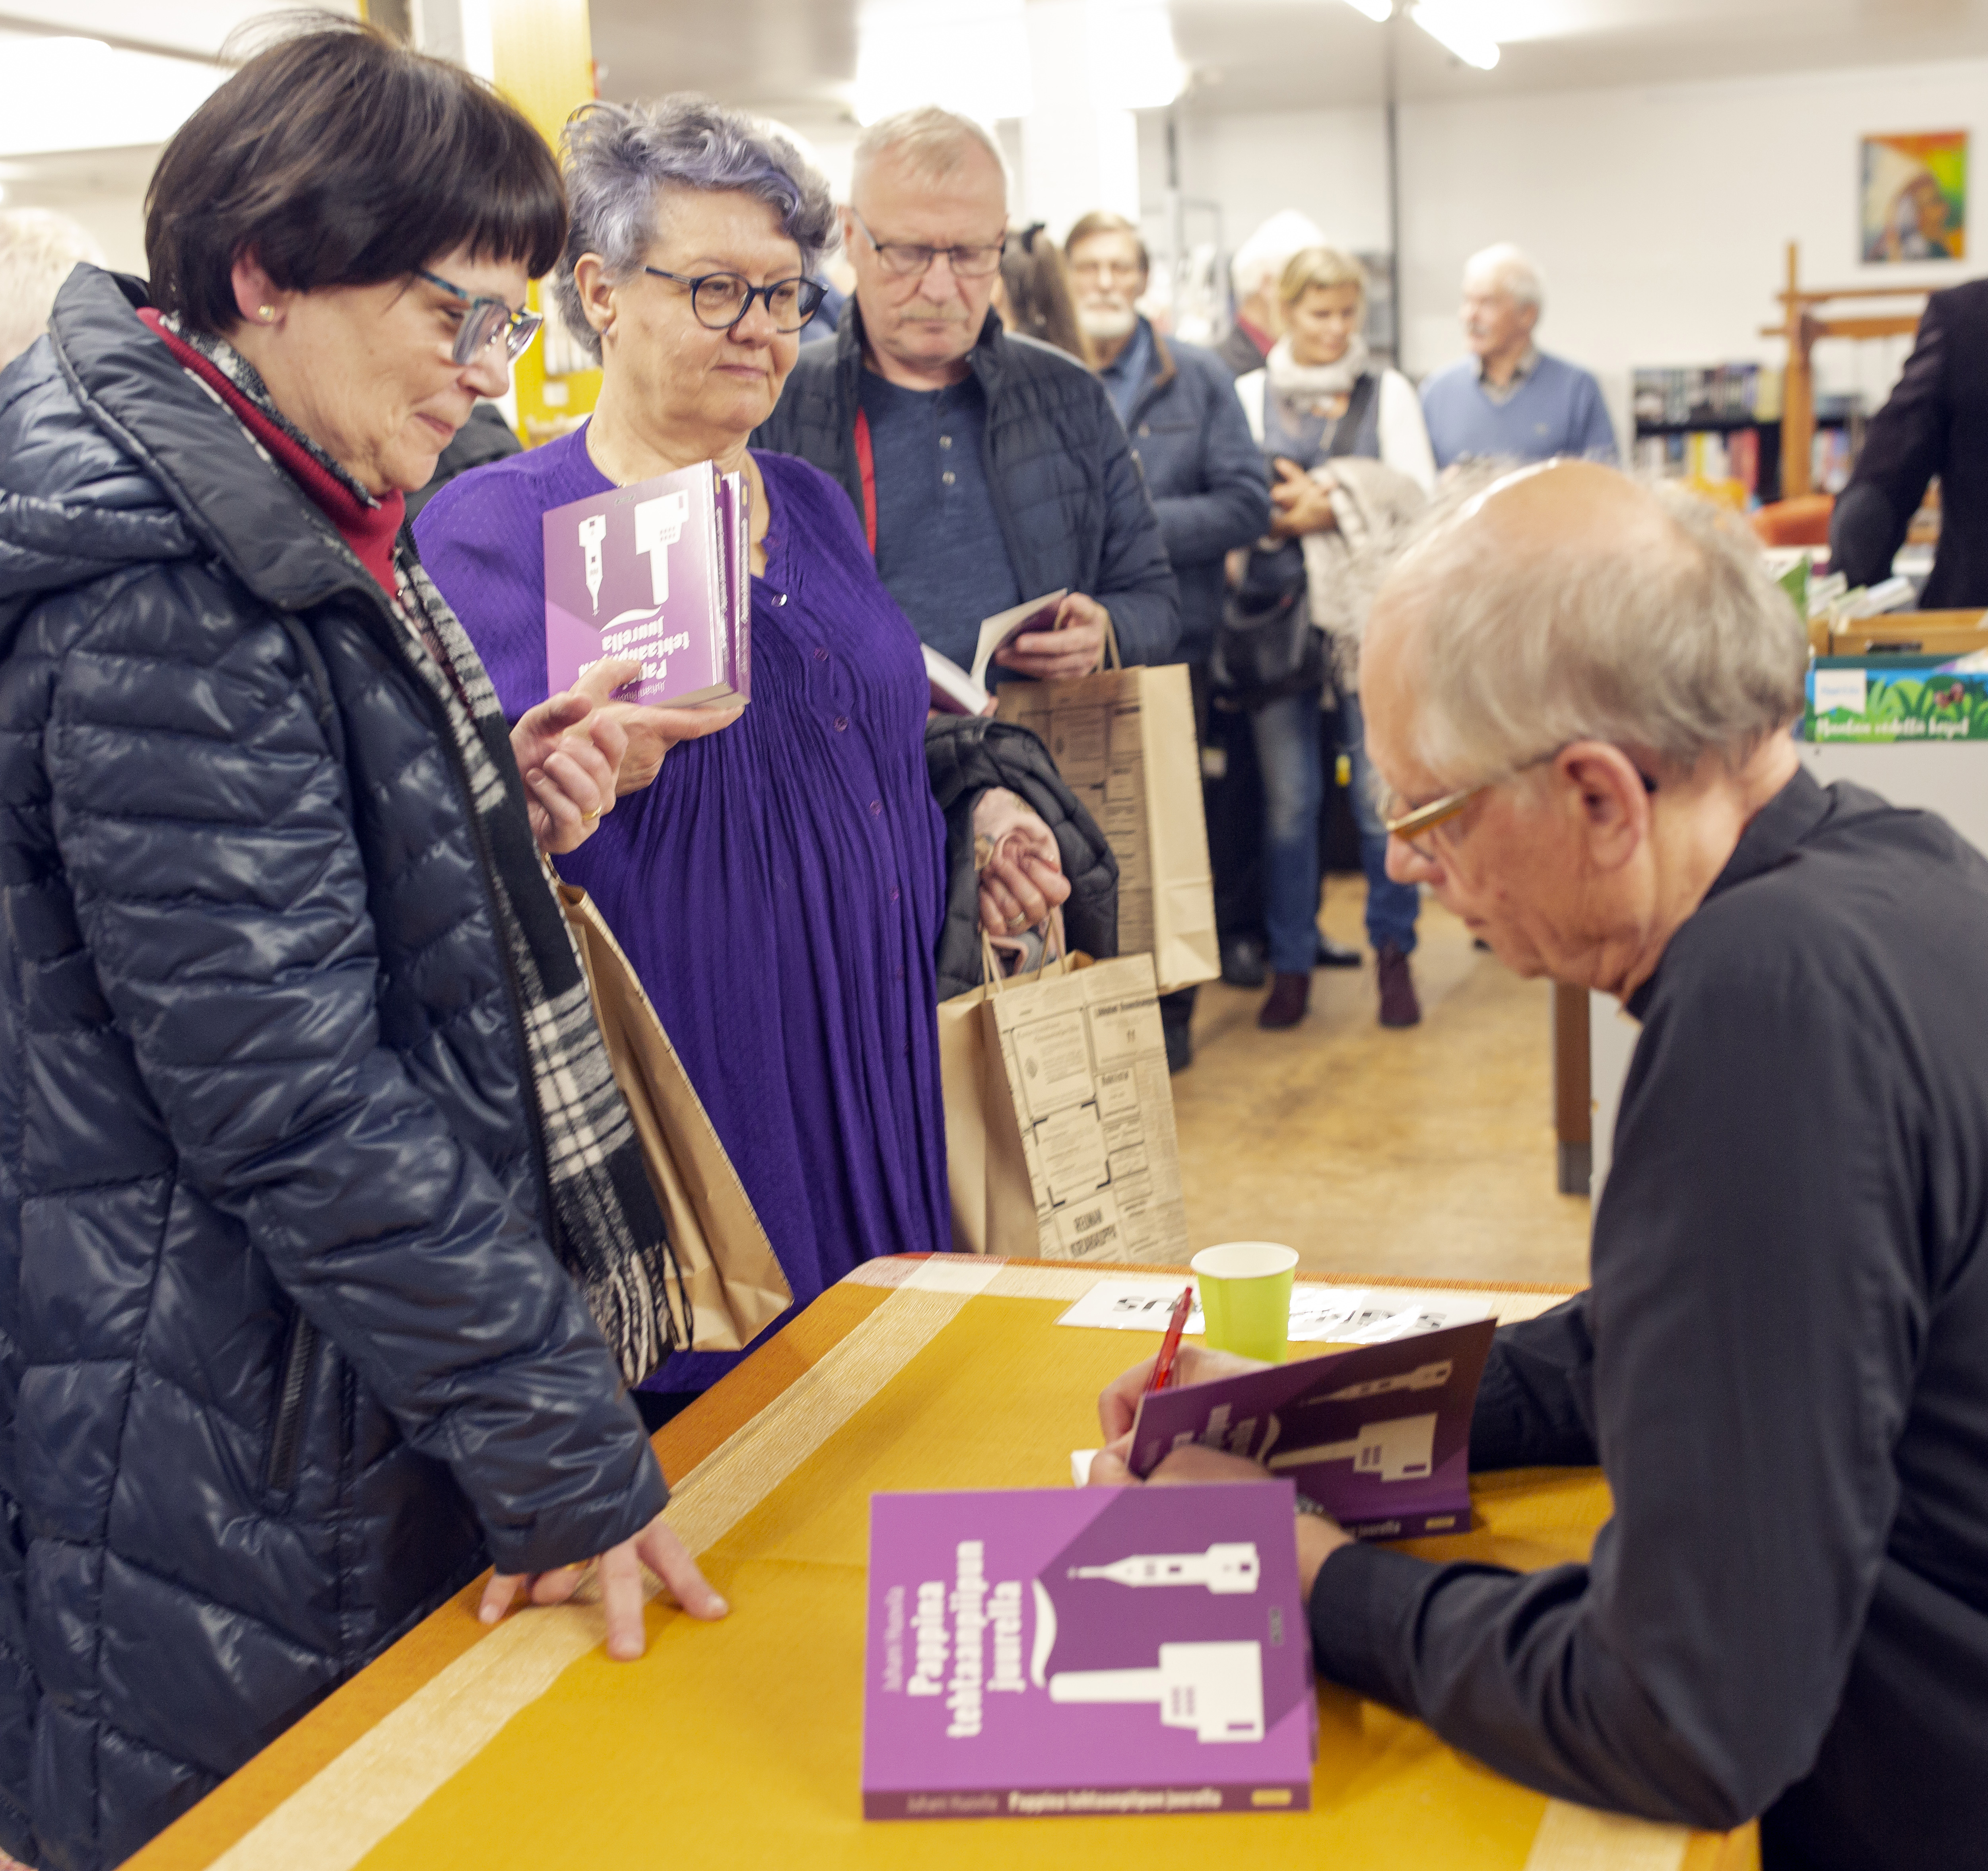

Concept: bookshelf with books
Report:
left=1630, top=363, right=1870, bottom=507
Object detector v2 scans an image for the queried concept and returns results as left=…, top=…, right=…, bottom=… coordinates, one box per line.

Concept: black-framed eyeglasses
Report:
left=641, top=267, right=828, bottom=332
left=849, top=207, right=1006, bottom=280
left=414, top=268, right=542, bottom=365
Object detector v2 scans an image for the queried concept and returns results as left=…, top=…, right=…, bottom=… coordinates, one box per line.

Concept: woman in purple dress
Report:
left=419, top=100, right=1057, bottom=1420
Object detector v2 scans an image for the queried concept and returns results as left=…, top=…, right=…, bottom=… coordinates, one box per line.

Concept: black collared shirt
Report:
left=1310, top=767, right=1988, bottom=1869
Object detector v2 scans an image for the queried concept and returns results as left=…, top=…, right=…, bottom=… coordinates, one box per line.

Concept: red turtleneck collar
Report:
left=139, top=309, right=405, bottom=595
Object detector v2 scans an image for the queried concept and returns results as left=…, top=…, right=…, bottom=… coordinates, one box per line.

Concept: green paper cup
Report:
left=1191, top=1242, right=1299, bottom=1364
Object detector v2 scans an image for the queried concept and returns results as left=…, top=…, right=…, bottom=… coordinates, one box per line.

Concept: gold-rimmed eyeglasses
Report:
left=1379, top=748, right=1658, bottom=849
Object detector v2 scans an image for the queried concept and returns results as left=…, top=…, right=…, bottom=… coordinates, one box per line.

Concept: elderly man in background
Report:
left=0, top=207, right=105, bottom=373
left=1065, top=208, right=1268, bottom=1068
left=1216, top=208, right=1324, bottom=381
left=755, top=106, right=1176, bottom=685
left=1419, top=244, right=1617, bottom=469
left=1091, top=460, right=1988, bottom=1870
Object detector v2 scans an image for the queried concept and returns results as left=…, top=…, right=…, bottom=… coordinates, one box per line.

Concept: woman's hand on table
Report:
left=511, top=657, right=637, bottom=855
left=994, top=591, right=1110, bottom=682
left=478, top=1511, right=728, bottom=1661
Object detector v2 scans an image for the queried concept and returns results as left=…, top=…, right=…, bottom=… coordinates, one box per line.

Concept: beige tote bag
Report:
left=994, top=626, right=1218, bottom=995
left=559, top=884, right=792, bottom=1353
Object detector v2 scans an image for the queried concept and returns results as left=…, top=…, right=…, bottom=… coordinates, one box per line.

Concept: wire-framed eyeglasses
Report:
left=414, top=269, right=542, bottom=365
left=849, top=207, right=1006, bottom=280
left=642, top=267, right=828, bottom=332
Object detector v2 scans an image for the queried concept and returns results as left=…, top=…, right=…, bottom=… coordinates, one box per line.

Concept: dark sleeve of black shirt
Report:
left=1830, top=295, right=1949, bottom=588
left=1309, top=932, right=1925, bottom=1830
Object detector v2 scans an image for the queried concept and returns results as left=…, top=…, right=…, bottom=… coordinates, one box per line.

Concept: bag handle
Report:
left=980, top=909, right=1069, bottom=995
left=1101, top=612, right=1123, bottom=671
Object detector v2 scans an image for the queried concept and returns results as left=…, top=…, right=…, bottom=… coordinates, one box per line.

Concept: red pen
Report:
left=1148, top=1284, right=1195, bottom=1393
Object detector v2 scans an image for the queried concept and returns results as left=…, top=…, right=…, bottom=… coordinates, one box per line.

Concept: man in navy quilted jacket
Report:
left=753, top=107, right=1178, bottom=688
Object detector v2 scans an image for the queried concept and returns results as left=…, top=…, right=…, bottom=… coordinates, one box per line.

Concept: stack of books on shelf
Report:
left=1630, top=363, right=1784, bottom=506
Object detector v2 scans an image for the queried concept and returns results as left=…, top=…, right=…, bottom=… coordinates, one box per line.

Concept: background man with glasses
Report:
left=755, top=106, right=1177, bottom=686
left=1064, top=208, right=1268, bottom=1067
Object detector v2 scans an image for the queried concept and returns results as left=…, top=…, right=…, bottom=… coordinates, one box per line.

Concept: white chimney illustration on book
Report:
left=1049, top=1642, right=1264, bottom=1743
left=1267, top=1412, right=1436, bottom=1483
left=577, top=513, right=607, bottom=614
left=633, top=490, right=692, bottom=606
left=1068, top=1544, right=1260, bottom=1595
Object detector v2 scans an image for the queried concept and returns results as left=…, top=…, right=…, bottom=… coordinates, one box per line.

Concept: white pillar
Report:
left=1017, top=0, right=1141, bottom=239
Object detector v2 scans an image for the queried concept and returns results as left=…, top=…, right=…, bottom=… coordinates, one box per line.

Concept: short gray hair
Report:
left=851, top=106, right=1008, bottom=200
left=554, top=95, right=835, bottom=362
left=0, top=208, right=105, bottom=371
left=1231, top=210, right=1325, bottom=299
left=1381, top=474, right=1809, bottom=784
left=1464, top=241, right=1543, bottom=311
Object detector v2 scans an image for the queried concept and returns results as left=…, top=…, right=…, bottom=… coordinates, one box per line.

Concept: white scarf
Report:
left=1264, top=334, right=1373, bottom=412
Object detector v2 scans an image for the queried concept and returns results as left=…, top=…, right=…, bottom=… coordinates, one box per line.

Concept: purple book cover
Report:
left=542, top=461, right=736, bottom=706
left=1130, top=1321, right=1497, bottom=1541
left=863, top=1483, right=1314, bottom=1821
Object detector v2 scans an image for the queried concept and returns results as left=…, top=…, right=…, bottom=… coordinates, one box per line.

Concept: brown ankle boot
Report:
left=1258, top=970, right=1310, bottom=1030
left=1377, top=944, right=1421, bottom=1027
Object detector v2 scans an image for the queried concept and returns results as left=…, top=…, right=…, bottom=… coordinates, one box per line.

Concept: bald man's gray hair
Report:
left=851, top=106, right=1010, bottom=198
left=1383, top=476, right=1809, bottom=785
left=1465, top=241, right=1544, bottom=312
left=554, top=95, right=835, bottom=363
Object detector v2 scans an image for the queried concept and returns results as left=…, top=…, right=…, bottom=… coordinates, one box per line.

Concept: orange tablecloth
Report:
left=127, top=1257, right=1755, bottom=1871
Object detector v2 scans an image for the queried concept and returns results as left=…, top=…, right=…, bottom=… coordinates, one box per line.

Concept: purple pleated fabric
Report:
left=416, top=431, right=953, bottom=1390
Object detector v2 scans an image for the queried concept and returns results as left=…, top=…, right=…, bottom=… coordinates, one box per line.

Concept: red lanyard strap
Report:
left=854, top=405, right=878, bottom=556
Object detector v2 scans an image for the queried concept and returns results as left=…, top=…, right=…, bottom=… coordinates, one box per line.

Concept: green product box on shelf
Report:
left=1807, top=655, right=1988, bottom=744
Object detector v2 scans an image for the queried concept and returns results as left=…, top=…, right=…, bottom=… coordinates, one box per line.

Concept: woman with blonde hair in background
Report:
left=1233, top=245, right=1435, bottom=1031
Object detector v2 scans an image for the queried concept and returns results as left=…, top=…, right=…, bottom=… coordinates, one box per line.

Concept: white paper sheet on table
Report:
left=1053, top=1276, right=1491, bottom=1344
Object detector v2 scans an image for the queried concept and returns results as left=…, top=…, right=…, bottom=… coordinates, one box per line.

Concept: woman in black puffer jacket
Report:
left=0, top=25, right=728, bottom=1871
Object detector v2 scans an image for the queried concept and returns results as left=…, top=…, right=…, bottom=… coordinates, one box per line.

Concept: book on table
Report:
left=1126, top=1320, right=1497, bottom=1542
left=863, top=1482, right=1315, bottom=1820
left=542, top=460, right=751, bottom=708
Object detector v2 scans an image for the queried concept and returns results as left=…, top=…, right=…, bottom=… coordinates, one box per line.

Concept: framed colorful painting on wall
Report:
left=1861, top=131, right=1967, bottom=264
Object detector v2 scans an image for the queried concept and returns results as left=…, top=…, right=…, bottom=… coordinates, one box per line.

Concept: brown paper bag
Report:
left=558, top=884, right=792, bottom=1352
left=939, top=933, right=1080, bottom=1256
left=994, top=634, right=1217, bottom=994
left=960, top=939, right=1190, bottom=1264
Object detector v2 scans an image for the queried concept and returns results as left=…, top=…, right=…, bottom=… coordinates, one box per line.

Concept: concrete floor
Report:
left=1173, top=882, right=1594, bottom=1290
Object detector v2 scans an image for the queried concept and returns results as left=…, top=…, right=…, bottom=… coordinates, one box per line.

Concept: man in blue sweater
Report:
left=1419, top=244, right=1618, bottom=470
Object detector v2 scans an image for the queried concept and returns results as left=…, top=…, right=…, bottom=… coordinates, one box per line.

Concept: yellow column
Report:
left=487, top=0, right=602, bottom=444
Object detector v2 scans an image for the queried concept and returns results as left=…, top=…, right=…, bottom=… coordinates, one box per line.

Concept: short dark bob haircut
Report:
left=146, top=14, right=565, bottom=335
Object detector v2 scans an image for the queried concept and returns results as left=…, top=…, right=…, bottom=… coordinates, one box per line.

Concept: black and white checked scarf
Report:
left=164, top=319, right=687, bottom=1383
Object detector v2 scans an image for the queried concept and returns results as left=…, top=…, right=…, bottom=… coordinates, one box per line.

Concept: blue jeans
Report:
left=1338, top=690, right=1420, bottom=955
left=1250, top=691, right=1324, bottom=975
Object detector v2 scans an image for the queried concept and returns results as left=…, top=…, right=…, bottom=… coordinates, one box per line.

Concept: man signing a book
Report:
left=1087, top=462, right=1988, bottom=1871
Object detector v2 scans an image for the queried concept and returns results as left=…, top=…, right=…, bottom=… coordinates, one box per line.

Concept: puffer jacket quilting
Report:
left=924, top=714, right=1118, bottom=1001
left=753, top=305, right=1181, bottom=668
left=0, top=269, right=664, bottom=1871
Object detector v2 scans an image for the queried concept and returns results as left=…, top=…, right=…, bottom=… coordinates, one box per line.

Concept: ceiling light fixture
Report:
left=1088, top=0, right=1188, bottom=109
left=1410, top=3, right=1500, bottom=69
left=1338, top=0, right=1394, bottom=21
